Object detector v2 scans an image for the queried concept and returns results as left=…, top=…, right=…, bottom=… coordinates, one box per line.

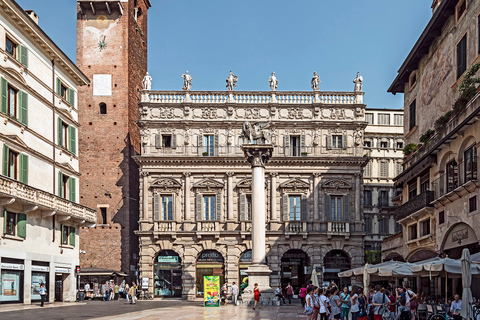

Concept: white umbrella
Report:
left=311, top=269, right=320, bottom=287
left=461, top=248, right=472, bottom=320
left=363, top=263, right=370, bottom=296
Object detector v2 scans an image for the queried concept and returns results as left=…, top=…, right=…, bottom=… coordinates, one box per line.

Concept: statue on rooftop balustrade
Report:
left=226, top=71, right=238, bottom=91
left=353, top=72, right=363, bottom=92
left=182, top=71, right=192, bottom=91
left=269, top=72, right=278, bottom=91
left=242, top=121, right=272, bottom=145
left=142, top=72, right=152, bottom=90
left=311, top=72, right=321, bottom=91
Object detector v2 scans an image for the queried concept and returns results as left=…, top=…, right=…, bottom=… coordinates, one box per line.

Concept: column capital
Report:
left=269, top=172, right=279, bottom=177
left=183, top=171, right=192, bottom=177
left=242, top=144, right=274, bottom=168
left=226, top=171, right=235, bottom=177
left=140, top=170, right=149, bottom=177
left=313, top=172, right=322, bottom=178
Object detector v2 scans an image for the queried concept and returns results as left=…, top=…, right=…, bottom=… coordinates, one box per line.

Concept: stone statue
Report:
left=269, top=72, right=278, bottom=91
left=226, top=71, right=238, bottom=91
left=311, top=72, right=321, bottom=91
left=242, top=121, right=272, bottom=144
left=353, top=72, right=363, bottom=92
left=142, top=72, right=152, bottom=90
left=182, top=71, right=192, bottom=91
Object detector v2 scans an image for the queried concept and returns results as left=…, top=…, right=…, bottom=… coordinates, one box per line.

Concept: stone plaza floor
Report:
left=0, top=299, right=308, bottom=320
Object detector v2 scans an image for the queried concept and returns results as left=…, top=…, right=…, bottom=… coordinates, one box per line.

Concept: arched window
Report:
left=99, top=103, right=107, bottom=115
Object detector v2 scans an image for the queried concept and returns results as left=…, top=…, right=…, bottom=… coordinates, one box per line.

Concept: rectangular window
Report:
left=56, top=78, right=75, bottom=106
left=162, top=135, right=172, bottom=147
left=57, top=172, right=76, bottom=201
left=396, top=142, right=404, bottom=149
left=364, top=161, right=371, bottom=177
left=7, top=85, right=17, bottom=118
left=246, top=195, right=252, bottom=221
left=100, top=207, right=107, bottom=225
left=364, top=141, right=371, bottom=148
left=464, top=145, right=477, bottom=183
left=60, top=225, right=75, bottom=246
left=364, top=190, right=372, bottom=206
left=378, top=114, right=390, bottom=125
left=469, top=195, right=477, bottom=213
left=446, top=159, right=458, bottom=193
left=2, top=145, right=28, bottom=184
left=7, top=149, right=18, bottom=180
left=408, top=180, right=417, bottom=200
left=457, top=34, right=467, bottom=79
left=456, top=0, right=467, bottom=23
left=289, top=195, right=301, bottom=221
left=420, top=173, right=430, bottom=194
left=395, top=222, right=402, bottom=233
left=204, top=135, right=214, bottom=157
left=4, top=211, right=16, bottom=235
left=379, top=217, right=389, bottom=235
left=290, top=136, right=300, bottom=156
left=396, top=162, right=403, bottom=176
left=379, top=191, right=389, bottom=207
left=332, top=135, right=342, bottom=149
left=5, top=37, right=17, bottom=58
left=330, top=196, right=343, bottom=221
left=439, top=211, right=445, bottom=225
left=380, top=161, right=388, bottom=178
left=203, top=195, right=216, bottom=221
left=365, top=113, right=374, bottom=125
left=409, top=224, right=417, bottom=240
left=57, top=118, right=77, bottom=155
left=394, top=114, right=404, bottom=126
left=421, top=219, right=431, bottom=237
left=365, top=217, right=372, bottom=233
left=162, top=195, right=173, bottom=220
left=380, top=141, right=388, bottom=148
left=409, top=100, right=416, bottom=131
left=3, top=211, right=26, bottom=238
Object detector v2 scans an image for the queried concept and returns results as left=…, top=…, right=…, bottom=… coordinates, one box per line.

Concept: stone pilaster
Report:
left=183, top=172, right=191, bottom=221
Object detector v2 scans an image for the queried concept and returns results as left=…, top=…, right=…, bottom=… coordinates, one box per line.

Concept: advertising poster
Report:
left=1, top=272, right=20, bottom=302
left=203, top=276, right=219, bottom=307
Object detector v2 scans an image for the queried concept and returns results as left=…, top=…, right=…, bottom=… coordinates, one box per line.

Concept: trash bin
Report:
left=79, top=291, right=85, bottom=302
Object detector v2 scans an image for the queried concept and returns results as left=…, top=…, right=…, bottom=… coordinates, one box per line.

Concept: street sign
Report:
left=141, top=277, right=149, bottom=290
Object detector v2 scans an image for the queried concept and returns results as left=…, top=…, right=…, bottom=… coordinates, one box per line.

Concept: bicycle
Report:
left=142, top=290, right=154, bottom=300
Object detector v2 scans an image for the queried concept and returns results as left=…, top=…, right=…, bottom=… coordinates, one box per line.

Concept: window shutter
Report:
left=69, top=226, right=75, bottom=246
left=17, top=213, right=26, bottom=238
left=214, top=134, right=219, bottom=156
left=300, top=135, right=306, bottom=153
left=3, top=209, right=6, bottom=234
left=282, top=194, right=289, bottom=222
left=61, top=224, right=64, bottom=243
left=2, top=144, right=9, bottom=176
left=239, top=194, right=246, bottom=221
left=326, top=136, right=332, bottom=150
left=19, top=154, right=28, bottom=184
left=301, top=194, right=308, bottom=221
left=343, top=195, right=350, bottom=221
left=18, top=44, right=28, bottom=68
left=67, top=88, right=74, bottom=105
left=57, top=118, right=62, bottom=146
left=56, top=78, right=62, bottom=96
left=153, top=194, right=160, bottom=221
left=155, top=134, right=161, bottom=148
left=1, top=77, right=7, bottom=114
left=69, top=177, right=76, bottom=202
left=324, top=194, right=331, bottom=220
left=18, top=91, right=28, bottom=126
left=58, top=171, right=63, bottom=197
left=69, top=126, right=77, bottom=155
left=197, top=135, right=203, bottom=155
left=171, top=134, right=177, bottom=148
left=216, top=194, right=221, bottom=221
left=196, top=193, right=202, bottom=221
left=342, top=135, right=347, bottom=149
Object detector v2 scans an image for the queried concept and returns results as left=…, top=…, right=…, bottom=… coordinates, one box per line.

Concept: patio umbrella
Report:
left=363, top=263, right=370, bottom=296
left=311, top=269, right=320, bottom=287
left=460, top=248, right=472, bottom=320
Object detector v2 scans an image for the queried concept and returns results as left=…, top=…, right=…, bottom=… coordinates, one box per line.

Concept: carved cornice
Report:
left=322, top=179, right=352, bottom=189
left=192, top=178, right=224, bottom=189
left=151, top=178, right=182, bottom=189
left=279, top=178, right=310, bottom=190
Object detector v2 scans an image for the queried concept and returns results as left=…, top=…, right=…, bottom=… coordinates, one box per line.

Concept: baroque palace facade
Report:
left=135, top=83, right=368, bottom=299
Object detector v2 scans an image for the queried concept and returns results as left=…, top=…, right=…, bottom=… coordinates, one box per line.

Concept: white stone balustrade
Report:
left=327, top=221, right=350, bottom=234
left=241, top=221, right=252, bottom=232
left=155, top=221, right=176, bottom=232
left=145, top=91, right=361, bottom=105
left=285, top=221, right=307, bottom=233
left=197, top=221, right=219, bottom=232
left=0, top=175, right=96, bottom=223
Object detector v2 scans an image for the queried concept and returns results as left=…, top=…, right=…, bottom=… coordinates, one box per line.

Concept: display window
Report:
left=154, top=250, right=182, bottom=297
left=195, top=250, right=224, bottom=297
left=238, top=250, right=252, bottom=287
left=0, top=270, right=23, bottom=302
left=31, top=271, right=48, bottom=301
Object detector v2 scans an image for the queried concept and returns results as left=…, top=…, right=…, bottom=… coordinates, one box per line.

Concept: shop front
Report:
left=281, top=249, right=310, bottom=289
left=196, top=250, right=224, bottom=297
left=0, top=260, right=24, bottom=303
left=31, top=263, right=50, bottom=302
left=238, top=250, right=252, bottom=286
left=54, top=267, right=71, bottom=302
left=154, top=250, right=182, bottom=297
left=442, top=222, right=480, bottom=259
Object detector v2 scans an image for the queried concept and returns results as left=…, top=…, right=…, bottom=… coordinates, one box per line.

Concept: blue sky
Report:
left=16, top=0, right=432, bottom=109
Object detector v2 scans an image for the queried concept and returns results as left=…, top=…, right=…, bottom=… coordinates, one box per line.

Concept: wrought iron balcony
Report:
left=396, top=191, right=434, bottom=221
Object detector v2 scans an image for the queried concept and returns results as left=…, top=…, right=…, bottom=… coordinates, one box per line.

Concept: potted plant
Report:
left=202, top=151, right=208, bottom=156
left=301, top=152, right=308, bottom=156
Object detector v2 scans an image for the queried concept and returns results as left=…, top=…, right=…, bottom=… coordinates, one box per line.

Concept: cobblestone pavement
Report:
left=0, top=299, right=308, bottom=320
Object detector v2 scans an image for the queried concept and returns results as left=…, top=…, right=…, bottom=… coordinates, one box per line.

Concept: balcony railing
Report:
left=327, top=221, right=350, bottom=234
left=396, top=191, right=434, bottom=221
left=432, top=157, right=478, bottom=199
left=0, top=175, right=96, bottom=224
left=197, top=221, right=220, bottom=232
left=155, top=221, right=176, bottom=232
left=144, top=90, right=360, bottom=105
left=285, top=221, right=307, bottom=233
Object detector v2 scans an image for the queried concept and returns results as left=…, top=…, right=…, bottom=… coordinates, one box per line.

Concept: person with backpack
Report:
left=358, top=289, right=368, bottom=320
left=285, top=282, right=294, bottom=305
left=350, top=286, right=360, bottom=320
left=372, top=285, right=390, bottom=320
left=402, top=281, right=417, bottom=320
left=340, top=286, right=351, bottom=320
left=395, top=298, right=412, bottom=320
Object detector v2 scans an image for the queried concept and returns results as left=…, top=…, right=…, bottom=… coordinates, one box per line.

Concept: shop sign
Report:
left=55, top=267, right=70, bottom=274
left=239, top=250, right=252, bottom=263
left=203, top=275, right=220, bottom=307
left=1, top=263, right=24, bottom=271
left=158, top=256, right=179, bottom=263
left=141, top=277, right=149, bottom=290
left=31, top=266, right=49, bottom=272
left=198, top=250, right=224, bottom=263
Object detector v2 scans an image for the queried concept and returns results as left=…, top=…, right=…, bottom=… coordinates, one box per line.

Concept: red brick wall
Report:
left=76, top=0, right=149, bottom=276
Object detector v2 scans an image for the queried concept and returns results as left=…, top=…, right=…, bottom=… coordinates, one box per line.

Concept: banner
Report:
left=203, top=275, right=220, bottom=307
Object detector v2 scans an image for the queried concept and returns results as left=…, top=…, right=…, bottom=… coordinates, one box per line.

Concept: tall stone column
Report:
left=270, top=172, right=278, bottom=221
left=313, top=172, right=321, bottom=220
left=142, top=171, right=149, bottom=220
left=355, top=173, right=361, bottom=221
left=183, top=172, right=191, bottom=221
left=226, top=172, right=234, bottom=221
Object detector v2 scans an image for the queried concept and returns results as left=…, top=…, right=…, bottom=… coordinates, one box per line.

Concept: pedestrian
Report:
left=372, top=285, right=390, bottom=320
left=350, top=286, right=360, bottom=320
left=326, top=289, right=333, bottom=320
left=367, top=285, right=375, bottom=304
left=305, top=286, right=314, bottom=319
left=253, top=283, right=261, bottom=310
left=275, top=286, right=286, bottom=304
left=387, top=289, right=396, bottom=320
left=312, top=287, right=321, bottom=320
left=340, top=286, right=351, bottom=320
left=221, top=282, right=228, bottom=306
left=114, top=283, right=120, bottom=300
left=331, top=287, right=342, bottom=320
left=39, top=283, right=47, bottom=307
left=129, top=282, right=137, bottom=304
left=109, top=281, right=114, bottom=301
left=231, top=281, right=239, bottom=306
left=320, top=288, right=329, bottom=320
left=125, top=283, right=130, bottom=302
left=395, top=299, right=412, bottom=320
left=358, top=289, right=368, bottom=320
left=285, top=282, right=294, bottom=305
left=300, top=284, right=308, bottom=307
left=84, top=282, right=91, bottom=300
left=449, top=294, right=462, bottom=320
left=402, top=281, right=417, bottom=320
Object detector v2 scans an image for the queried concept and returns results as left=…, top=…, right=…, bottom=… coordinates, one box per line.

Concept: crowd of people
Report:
left=81, top=280, right=139, bottom=304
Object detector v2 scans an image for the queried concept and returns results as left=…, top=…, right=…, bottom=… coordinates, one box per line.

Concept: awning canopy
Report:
left=78, top=268, right=127, bottom=277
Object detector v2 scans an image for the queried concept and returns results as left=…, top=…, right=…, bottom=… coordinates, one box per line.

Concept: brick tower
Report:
left=76, top=0, right=151, bottom=278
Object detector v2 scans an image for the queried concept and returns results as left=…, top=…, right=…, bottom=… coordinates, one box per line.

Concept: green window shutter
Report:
left=17, top=213, right=26, bottom=238
left=56, top=78, right=62, bottom=96
left=18, top=44, right=28, bottom=68
left=3, top=209, right=6, bottom=234
left=58, top=171, right=63, bottom=197
left=67, top=88, right=74, bottom=105
left=19, top=154, right=28, bottom=184
left=2, top=144, right=9, bottom=176
left=69, top=226, right=75, bottom=246
left=1, top=77, right=7, bottom=114
left=69, top=177, right=76, bottom=202
left=68, top=126, right=77, bottom=155
left=57, top=117, right=62, bottom=146
left=61, top=224, right=64, bottom=243
left=19, top=91, right=28, bottom=126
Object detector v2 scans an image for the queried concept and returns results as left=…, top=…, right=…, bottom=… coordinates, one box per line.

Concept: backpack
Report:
left=380, top=294, right=390, bottom=320
left=342, top=293, right=352, bottom=308
left=399, top=310, right=411, bottom=320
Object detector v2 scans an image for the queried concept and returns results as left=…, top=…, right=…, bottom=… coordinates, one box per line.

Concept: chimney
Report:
left=25, top=10, right=39, bottom=24
left=431, top=0, right=442, bottom=14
